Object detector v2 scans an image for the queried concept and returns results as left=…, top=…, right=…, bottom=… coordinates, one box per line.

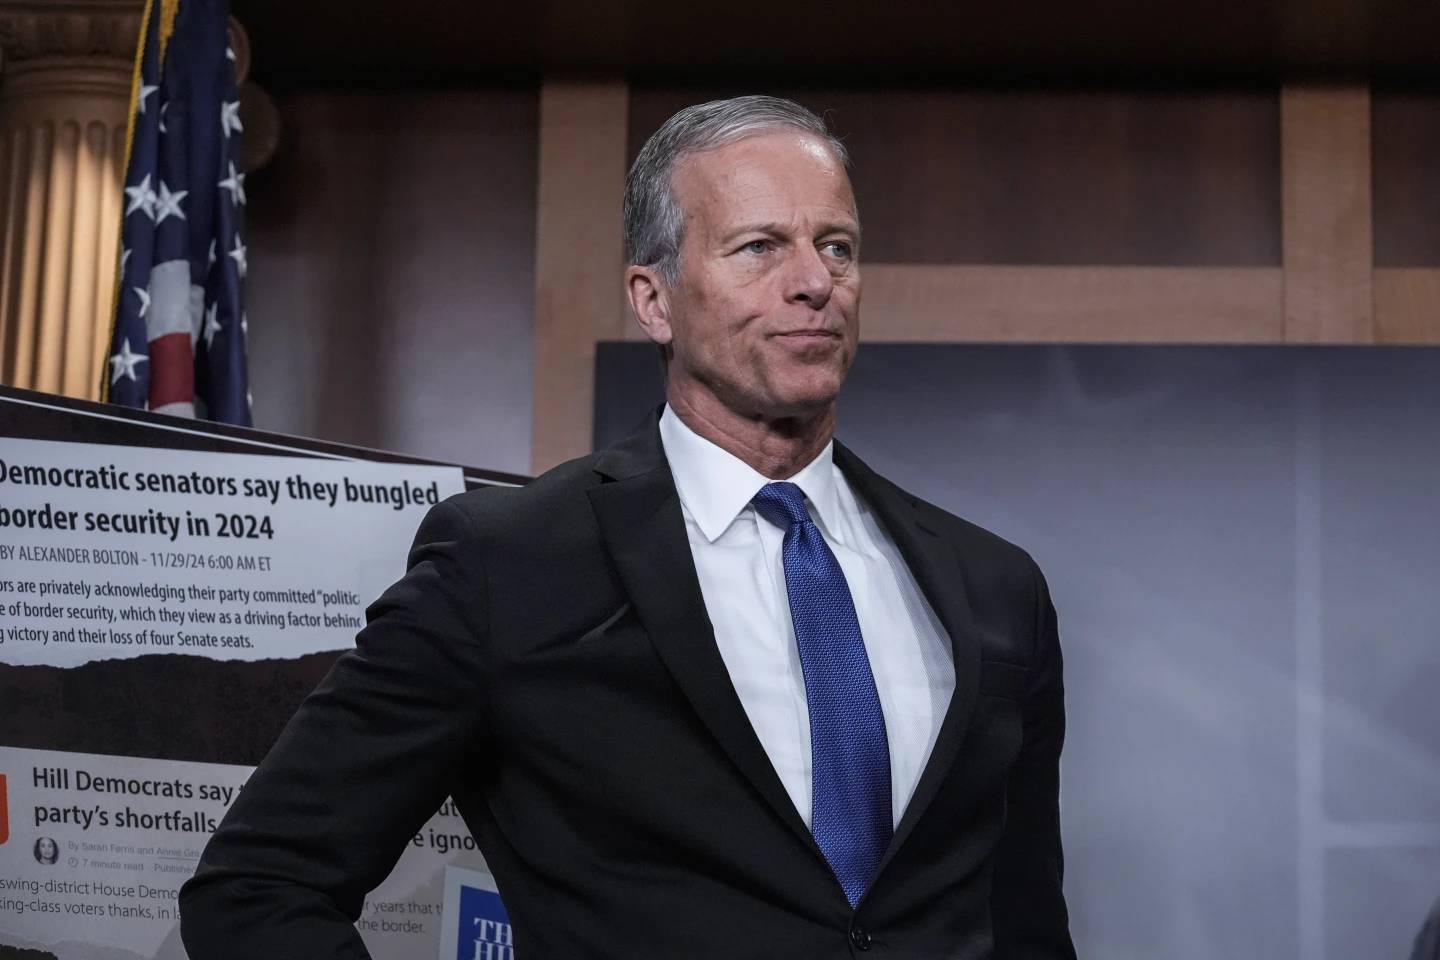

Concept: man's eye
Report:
left=822, top=241, right=853, bottom=259
left=743, top=240, right=769, bottom=255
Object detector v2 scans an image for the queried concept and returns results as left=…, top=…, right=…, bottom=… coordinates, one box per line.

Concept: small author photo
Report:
left=34, top=836, right=59, bottom=865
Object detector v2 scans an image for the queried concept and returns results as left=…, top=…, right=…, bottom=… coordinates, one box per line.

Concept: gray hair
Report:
left=623, top=95, right=851, bottom=285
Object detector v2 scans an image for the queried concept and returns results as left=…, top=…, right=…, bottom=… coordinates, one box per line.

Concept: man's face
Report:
left=658, top=131, right=861, bottom=420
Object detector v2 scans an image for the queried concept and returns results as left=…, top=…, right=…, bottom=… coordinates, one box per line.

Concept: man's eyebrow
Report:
left=816, top=220, right=861, bottom=240
left=718, top=220, right=861, bottom=244
left=718, top=222, right=784, bottom=244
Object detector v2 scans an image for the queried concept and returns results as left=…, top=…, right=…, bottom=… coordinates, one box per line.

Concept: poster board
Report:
left=0, top=387, right=523, bottom=960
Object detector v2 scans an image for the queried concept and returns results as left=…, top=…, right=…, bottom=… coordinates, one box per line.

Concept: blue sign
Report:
left=455, top=883, right=512, bottom=960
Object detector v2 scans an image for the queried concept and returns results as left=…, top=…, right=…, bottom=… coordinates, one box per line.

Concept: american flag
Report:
left=105, top=0, right=251, bottom=425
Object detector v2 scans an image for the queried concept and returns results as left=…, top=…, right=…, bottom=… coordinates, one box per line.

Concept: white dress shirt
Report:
left=658, top=405, right=955, bottom=829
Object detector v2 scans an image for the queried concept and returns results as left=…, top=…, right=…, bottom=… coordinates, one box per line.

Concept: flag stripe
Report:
left=147, top=332, right=194, bottom=408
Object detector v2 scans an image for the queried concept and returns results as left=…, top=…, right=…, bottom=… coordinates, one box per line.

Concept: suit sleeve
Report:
left=179, top=498, right=491, bottom=960
left=989, top=559, right=1078, bottom=960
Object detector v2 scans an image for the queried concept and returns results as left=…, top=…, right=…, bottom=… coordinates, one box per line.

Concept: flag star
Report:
left=138, top=83, right=158, bottom=115
left=207, top=238, right=217, bottom=268
left=218, top=161, right=246, bottom=206
left=120, top=247, right=131, bottom=276
left=124, top=174, right=157, bottom=220
left=240, top=312, right=248, bottom=339
left=228, top=237, right=247, bottom=278
left=154, top=181, right=188, bottom=223
left=132, top=286, right=151, bottom=318
left=159, top=101, right=169, bottom=133
left=220, top=100, right=243, bottom=138
left=226, top=46, right=236, bottom=61
left=203, top=302, right=223, bottom=348
left=108, top=338, right=148, bottom=384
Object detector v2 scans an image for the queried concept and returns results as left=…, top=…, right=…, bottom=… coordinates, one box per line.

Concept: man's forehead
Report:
left=671, top=131, right=857, bottom=228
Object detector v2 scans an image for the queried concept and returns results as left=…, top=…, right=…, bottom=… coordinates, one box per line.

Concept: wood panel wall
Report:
left=530, top=81, right=1440, bottom=473
left=245, top=87, right=539, bottom=475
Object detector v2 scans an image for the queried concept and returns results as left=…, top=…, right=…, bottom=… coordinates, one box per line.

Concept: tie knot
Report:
left=751, top=481, right=812, bottom=530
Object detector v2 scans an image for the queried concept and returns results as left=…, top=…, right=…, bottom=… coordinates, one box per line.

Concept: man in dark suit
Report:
left=180, top=96, right=1077, bottom=959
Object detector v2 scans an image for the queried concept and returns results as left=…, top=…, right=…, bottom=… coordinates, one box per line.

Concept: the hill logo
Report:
left=440, top=864, right=511, bottom=960
left=459, top=885, right=512, bottom=960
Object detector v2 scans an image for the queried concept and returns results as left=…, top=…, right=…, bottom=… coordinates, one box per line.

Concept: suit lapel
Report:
left=834, top=441, right=982, bottom=877
left=587, top=418, right=981, bottom=890
left=587, top=417, right=822, bottom=858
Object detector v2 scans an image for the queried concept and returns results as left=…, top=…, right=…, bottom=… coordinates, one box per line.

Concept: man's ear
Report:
left=626, top=264, right=674, bottom=347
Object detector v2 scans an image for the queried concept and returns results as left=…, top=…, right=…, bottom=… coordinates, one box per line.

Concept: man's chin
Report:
left=758, top=380, right=846, bottom=421
left=681, top=365, right=847, bottom=423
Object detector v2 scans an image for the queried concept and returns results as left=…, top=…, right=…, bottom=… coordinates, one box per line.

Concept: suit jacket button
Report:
left=850, top=925, right=872, bottom=950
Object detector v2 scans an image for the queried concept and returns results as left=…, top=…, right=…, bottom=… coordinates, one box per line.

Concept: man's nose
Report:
left=785, top=245, right=833, bottom=310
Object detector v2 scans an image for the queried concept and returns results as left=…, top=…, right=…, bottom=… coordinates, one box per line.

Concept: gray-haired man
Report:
left=182, top=96, right=1077, bottom=959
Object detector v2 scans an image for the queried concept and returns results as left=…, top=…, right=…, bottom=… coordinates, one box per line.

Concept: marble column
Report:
left=0, top=1, right=142, bottom=399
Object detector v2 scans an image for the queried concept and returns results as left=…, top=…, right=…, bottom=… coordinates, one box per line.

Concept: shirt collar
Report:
left=659, top=404, right=842, bottom=544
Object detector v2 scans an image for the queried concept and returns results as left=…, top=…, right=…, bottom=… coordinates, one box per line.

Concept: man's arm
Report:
left=989, top=560, right=1078, bottom=960
left=1411, top=896, right=1440, bottom=960
left=180, top=499, right=490, bottom=960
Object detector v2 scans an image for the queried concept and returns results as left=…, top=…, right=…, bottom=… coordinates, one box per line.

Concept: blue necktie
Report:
left=752, top=481, right=892, bottom=908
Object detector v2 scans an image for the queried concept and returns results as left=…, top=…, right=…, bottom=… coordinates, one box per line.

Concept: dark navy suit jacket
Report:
left=180, top=413, right=1077, bottom=959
